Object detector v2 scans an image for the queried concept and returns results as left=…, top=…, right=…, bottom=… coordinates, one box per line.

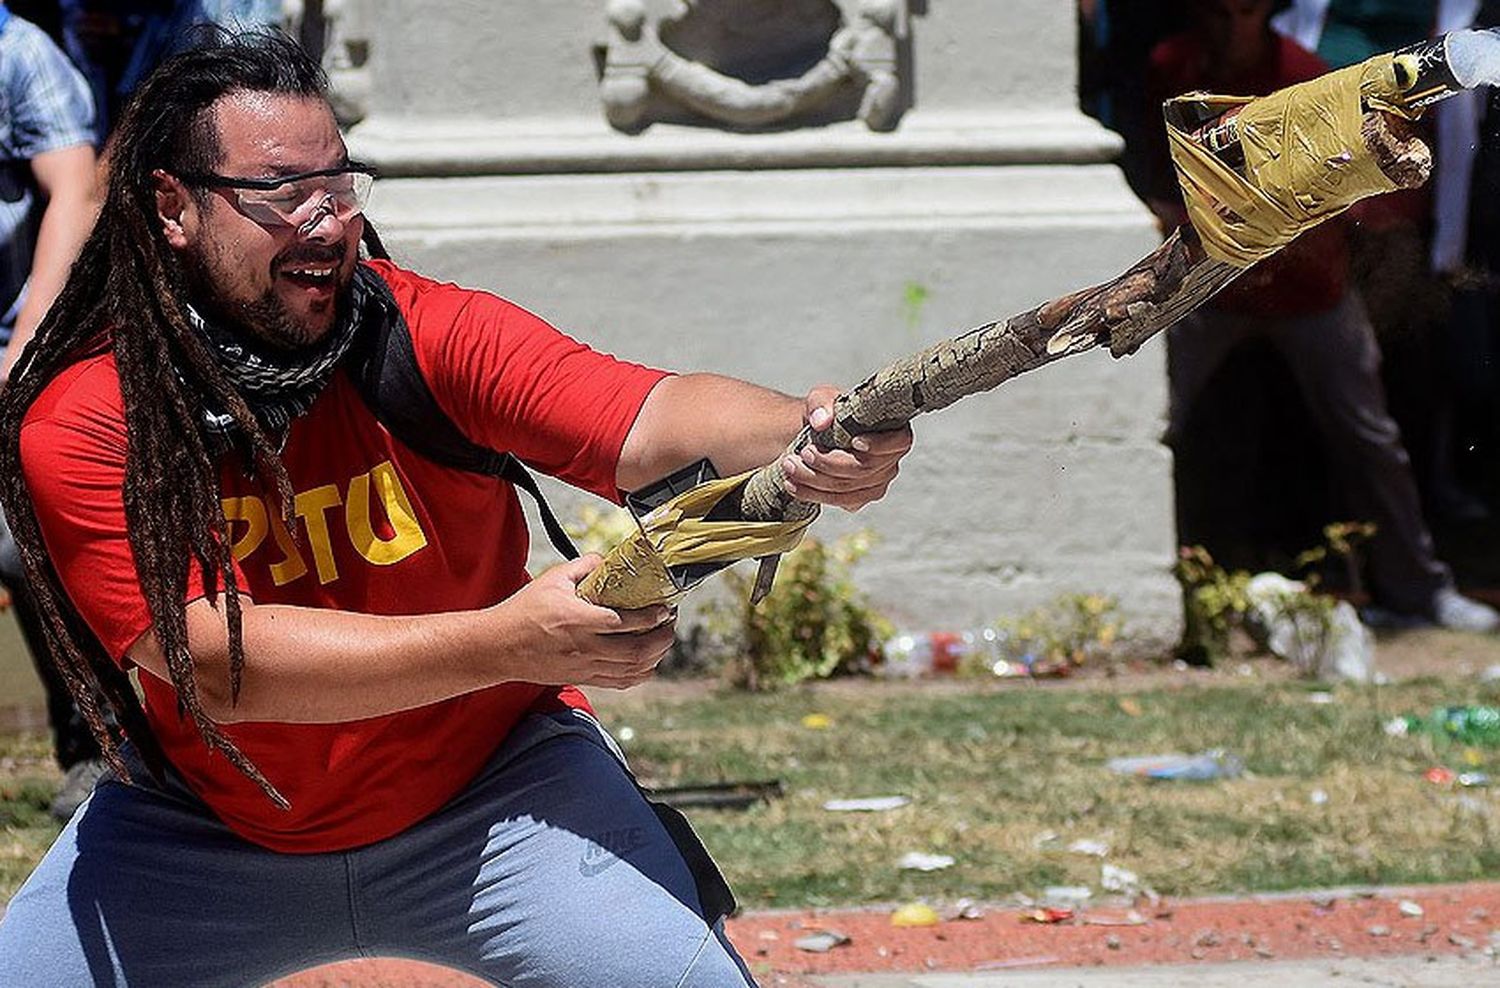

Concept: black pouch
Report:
left=647, top=798, right=738, bottom=924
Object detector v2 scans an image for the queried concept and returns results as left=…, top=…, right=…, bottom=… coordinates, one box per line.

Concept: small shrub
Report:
left=960, top=592, right=1121, bottom=678
left=703, top=531, right=892, bottom=691
left=1174, top=546, right=1251, bottom=666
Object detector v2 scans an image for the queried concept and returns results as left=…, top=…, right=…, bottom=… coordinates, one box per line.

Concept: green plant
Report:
left=704, top=531, right=892, bottom=691
left=965, top=592, right=1121, bottom=677
left=1174, top=545, right=1251, bottom=667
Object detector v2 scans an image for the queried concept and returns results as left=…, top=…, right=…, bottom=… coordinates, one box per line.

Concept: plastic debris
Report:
left=1308, top=691, right=1335, bottom=705
left=1042, top=886, right=1093, bottom=908
left=946, top=899, right=985, bottom=921
left=1399, top=900, right=1425, bottom=918
left=616, top=725, right=635, bottom=742
left=1482, top=665, right=1500, bottom=683
left=879, top=629, right=1005, bottom=678
left=1385, top=716, right=1411, bottom=738
left=1106, top=751, right=1245, bottom=781
left=1105, top=933, right=1123, bottom=950
left=794, top=930, right=850, bottom=953
left=1117, top=698, right=1144, bottom=717
left=1426, top=766, right=1458, bottom=786
left=1021, top=907, right=1076, bottom=924
left=1085, top=910, right=1148, bottom=927
left=1031, top=830, right=1061, bottom=849
left=1310, top=789, right=1330, bottom=806
left=1400, top=706, right=1500, bottom=747
left=1243, top=573, right=1375, bottom=682
left=890, top=903, right=942, bottom=927
left=1461, top=772, right=1492, bottom=788
left=823, top=795, right=910, bottom=812
left=1368, top=924, right=1392, bottom=937
left=898, top=852, right=955, bottom=872
left=1100, top=863, right=1145, bottom=896
left=800, top=713, right=833, bottom=730
left=1068, top=839, right=1110, bottom=857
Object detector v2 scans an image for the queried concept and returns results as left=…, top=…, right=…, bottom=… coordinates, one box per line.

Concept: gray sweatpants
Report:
left=0, top=708, right=755, bottom=987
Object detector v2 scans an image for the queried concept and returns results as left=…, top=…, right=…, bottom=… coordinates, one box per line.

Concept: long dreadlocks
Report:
left=0, top=31, right=374, bottom=807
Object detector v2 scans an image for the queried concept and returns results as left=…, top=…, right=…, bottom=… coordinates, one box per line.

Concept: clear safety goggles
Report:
left=180, top=164, right=377, bottom=231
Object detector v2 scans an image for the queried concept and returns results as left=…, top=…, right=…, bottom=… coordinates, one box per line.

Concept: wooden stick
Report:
left=577, top=111, right=1430, bottom=608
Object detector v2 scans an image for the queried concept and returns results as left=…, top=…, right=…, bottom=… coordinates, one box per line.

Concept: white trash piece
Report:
left=1244, top=572, right=1375, bottom=682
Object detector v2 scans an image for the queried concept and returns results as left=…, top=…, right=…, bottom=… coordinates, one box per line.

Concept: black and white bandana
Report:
left=187, top=265, right=380, bottom=454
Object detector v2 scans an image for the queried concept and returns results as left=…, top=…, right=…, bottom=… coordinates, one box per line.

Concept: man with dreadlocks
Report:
left=0, top=29, right=911, bottom=988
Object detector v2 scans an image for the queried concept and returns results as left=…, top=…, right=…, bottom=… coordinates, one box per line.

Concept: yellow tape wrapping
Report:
left=581, top=470, right=817, bottom=609
left=1166, top=54, right=1415, bottom=267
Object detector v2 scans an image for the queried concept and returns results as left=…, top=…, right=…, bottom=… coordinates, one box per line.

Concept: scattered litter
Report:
left=1385, top=717, right=1411, bottom=738
left=1107, top=751, right=1244, bottom=781
left=823, top=795, right=909, bottom=812
left=1243, top=572, right=1375, bottom=682
left=1308, top=691, right=1335, bottom=705
left=898, top=852, right=955, bottom=872
left=800, top=713, right=833, bottom=730
left=1084, top=910, right=1147, bottom=927
left=616, top=726, right=636, bottom=742
left=1398, top=900, right=1425, bottom=918
left=1101, top=863, right=1152, bottom=898
left=1398, top=706, right=1500, bottom=747
left=1482, top=665, right=1500, bottom=683
left=946, top=898, right=985, bottom=921
left=1450, top=932, right=1477, bottom=949
left=1068, top=839, right=1110, bottom=857
left=1032, top=830, right=1061, bottom=849
left=1425, top=767, right=1458, bottom=786
left=890, top=903, right=942, bottom=927
left=1117, top=698, right=1143, bottom=717
left=1042, top=886, right=1093, bottom=908
left=1173, top=659, right=1189, bottom=672
left=1463, top=748, right=1484, bottom=767
left=648, top=780, right=783, bottom=810
left=1310, top=789, right=1330, bottom=806
left=1368, top=924, right=1391, bottom=938
left=1460, top=772, right=1491, bottom=788
left=1021, top=907, right=1075, bottom=924
left=1104, top=934, right=1122, bottom=950
left=794, top=930, right=850, bottom=953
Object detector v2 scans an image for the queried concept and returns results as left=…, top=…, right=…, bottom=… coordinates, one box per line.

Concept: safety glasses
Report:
left=177, top=163, right=377, bottom=231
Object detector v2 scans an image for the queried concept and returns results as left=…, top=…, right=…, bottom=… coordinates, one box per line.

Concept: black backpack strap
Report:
left=345, top=272, right=580, bottom=560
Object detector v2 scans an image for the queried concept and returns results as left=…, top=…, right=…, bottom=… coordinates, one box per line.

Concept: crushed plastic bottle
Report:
left=1401, top=706, right=1500, bottom=747
left=1106, top=750, right=1245, bottom=781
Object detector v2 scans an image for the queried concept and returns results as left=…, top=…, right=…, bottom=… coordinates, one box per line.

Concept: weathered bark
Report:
left=577, top=110, right=1430, bottom=608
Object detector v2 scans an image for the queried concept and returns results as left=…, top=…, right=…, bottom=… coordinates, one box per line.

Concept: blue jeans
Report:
left=0, top=709, right=755, bottom=987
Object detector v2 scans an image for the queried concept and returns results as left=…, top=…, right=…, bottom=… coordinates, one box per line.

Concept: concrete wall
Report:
left=345, top=1, right=1182, bottom=643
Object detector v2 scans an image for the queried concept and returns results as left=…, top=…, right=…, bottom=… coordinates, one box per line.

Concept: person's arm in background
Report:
left=1, top=144, right=99, bottom=380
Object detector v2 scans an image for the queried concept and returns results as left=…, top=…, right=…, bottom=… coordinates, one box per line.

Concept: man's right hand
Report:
left=498, top=555, right=676, bottom=690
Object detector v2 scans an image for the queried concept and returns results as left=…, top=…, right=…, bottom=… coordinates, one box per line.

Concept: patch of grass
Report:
left=0, top=732, right=61, bottom=900
left=3, top=679, right=1498, bottom=909
left=596, top=679, right=1500, bottom=907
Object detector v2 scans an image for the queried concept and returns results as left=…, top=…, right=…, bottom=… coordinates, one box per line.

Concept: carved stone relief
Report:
left=598, top=0, right=908, bottom=133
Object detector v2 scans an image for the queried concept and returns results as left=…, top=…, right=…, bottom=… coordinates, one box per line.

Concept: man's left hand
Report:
left=781, top=386, right=913, bottom=511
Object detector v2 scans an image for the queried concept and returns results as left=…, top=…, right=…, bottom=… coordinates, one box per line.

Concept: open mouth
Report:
left=281, top=263, right=340, bottom=292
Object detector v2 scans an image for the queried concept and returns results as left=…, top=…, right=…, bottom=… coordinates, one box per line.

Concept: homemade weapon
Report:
left=578, top=29, right=1500, bottom=611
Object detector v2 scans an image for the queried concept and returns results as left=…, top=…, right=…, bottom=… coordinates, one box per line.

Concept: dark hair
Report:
left=0, top=29, right=339, bottom=806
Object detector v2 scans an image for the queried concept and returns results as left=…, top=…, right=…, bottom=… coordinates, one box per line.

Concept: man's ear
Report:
left=153, top=169, right=191, bottom=249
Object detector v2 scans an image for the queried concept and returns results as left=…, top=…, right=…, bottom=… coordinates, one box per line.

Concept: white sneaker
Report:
left=1431, top=587, right=1500, bottom=634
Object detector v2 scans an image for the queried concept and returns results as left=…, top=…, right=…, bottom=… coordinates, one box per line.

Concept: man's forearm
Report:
left=134, top=599, right=530, bottom=724
left=618, top=373, right=805, bottom=491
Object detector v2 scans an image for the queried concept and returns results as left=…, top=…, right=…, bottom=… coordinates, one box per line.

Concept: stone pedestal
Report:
left=346, top=0, right=1181, bottom=642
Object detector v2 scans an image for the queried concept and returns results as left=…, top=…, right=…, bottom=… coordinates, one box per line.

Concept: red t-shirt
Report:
left=1147, top=32, right=1349, bottom=317
left=21, top=260, right=669, bottom=852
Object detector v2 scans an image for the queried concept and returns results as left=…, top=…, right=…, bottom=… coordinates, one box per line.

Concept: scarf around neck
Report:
left=186, top=264, right=379, bottom=455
